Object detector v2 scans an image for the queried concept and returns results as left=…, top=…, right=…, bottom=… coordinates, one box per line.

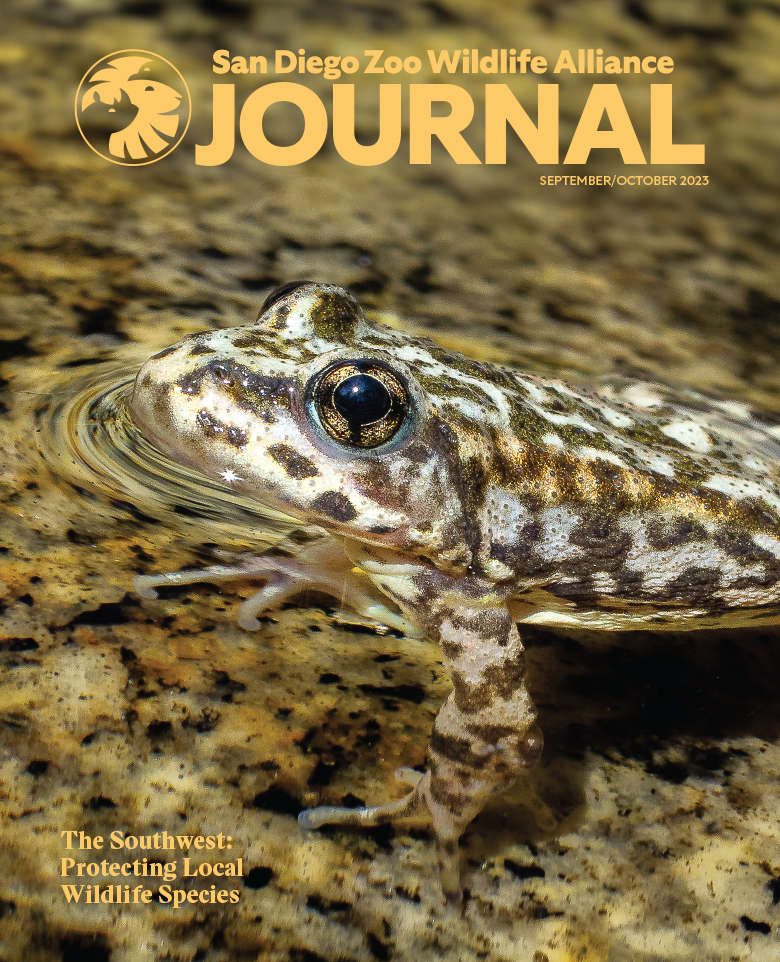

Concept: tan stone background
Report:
left=1, top=1, right=780, bottom=960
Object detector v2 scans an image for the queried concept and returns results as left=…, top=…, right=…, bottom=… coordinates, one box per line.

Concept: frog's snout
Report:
left=129, top=353, right=178, bottom=446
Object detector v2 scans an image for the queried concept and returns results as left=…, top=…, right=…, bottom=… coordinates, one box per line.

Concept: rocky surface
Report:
left=1, top=1, right=780, bottom=959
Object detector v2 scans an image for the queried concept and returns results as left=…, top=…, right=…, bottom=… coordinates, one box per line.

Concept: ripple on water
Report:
left=32, top=362, right=301, bottom=550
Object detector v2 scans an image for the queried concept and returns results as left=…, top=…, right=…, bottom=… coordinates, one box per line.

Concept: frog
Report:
left=130, top=281, right=780, bottom=901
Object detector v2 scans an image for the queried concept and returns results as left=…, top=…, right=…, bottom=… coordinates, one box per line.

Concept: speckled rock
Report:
left=1, top=1, right=780, bottom=960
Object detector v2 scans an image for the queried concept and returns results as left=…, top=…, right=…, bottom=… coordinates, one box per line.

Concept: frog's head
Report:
left=130, top=283, right=478, bottom=571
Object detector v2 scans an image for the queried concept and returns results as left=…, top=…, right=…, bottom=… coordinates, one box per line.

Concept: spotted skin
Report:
left=130, top=283, right=780, bottom=900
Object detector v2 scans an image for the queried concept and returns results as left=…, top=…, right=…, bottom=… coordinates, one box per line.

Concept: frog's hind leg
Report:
left=299, top=709, right=540, bottom=901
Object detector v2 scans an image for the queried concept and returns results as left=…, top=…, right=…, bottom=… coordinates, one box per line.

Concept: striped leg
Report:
left=420, top=607, right=542, bottom=899
left=300, top=600, right=541, bottom=901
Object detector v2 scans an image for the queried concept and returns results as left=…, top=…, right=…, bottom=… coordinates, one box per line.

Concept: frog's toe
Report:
left=298, top=783, right=426, bottom=832
left=297, top=779, right=464, bottom=903
left=236, top=608, right=262, bottom=631
left=234, top=575, right=303, bottom=629
left=134, top=574, right=162, bottom=599
left=297, top=805, right=348, bottom=831
left=133, top=562, right=266, bottom=599
left=133, top=570, right=207, bottom=598
left=358, top=604, right=424, bottom=638
left=331, top=607, right=422, bottom=638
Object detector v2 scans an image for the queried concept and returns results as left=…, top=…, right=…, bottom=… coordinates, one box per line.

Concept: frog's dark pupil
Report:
left=333, top=375, right=391, bottom=426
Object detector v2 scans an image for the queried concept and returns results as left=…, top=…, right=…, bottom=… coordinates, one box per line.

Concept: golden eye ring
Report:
left=312, top=360, right=408, bottom=449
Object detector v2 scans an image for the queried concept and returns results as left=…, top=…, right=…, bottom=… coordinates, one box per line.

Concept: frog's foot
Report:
left=299, top=773, right=475, bottom=901
left=299, top=724, right=541, bottom=904
left=299, top=781, right=427, bottom=832
left=299, top=778, right=440, bottom=883
left=234, top=562, right=416, bottom=634
left=299, top=743, right=537, bottom=904
left=134, top=538, right=419, bottom=635
left=298, top=764, right=432, bottom=831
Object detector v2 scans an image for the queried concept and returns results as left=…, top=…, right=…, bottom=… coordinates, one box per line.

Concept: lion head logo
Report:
left=76, top=51, right=191, bottom=165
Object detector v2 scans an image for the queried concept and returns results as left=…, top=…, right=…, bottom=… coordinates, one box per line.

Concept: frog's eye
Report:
left=313, top=361, right=408, bottom=449
left=259, top=281, right=314, bottom=314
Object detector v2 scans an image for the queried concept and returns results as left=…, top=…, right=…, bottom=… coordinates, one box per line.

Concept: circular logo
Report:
left=75, top=50, right=191, bottom=165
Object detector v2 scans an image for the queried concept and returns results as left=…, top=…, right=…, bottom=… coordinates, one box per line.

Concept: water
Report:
left=33, top=363, right=298, bottom=549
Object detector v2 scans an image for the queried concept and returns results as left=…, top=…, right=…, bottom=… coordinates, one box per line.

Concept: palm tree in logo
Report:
left=81, top=55, right=182, bottom=161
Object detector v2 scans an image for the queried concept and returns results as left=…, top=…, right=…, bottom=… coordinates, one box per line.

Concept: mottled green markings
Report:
left=264, top=302, right=291, bottom=332
left=177, top=359, right=291, bottom=423
left=311, top=491, right=358, bottom=522
left=308, top=289, right=364, bottom=342
left=268, top=443, right=320, bottom=480
left=187, top=342, right=215, bottom=357
left=149, top=344, right=179, bottom=361
left=232, top=330, right=317, bottom=362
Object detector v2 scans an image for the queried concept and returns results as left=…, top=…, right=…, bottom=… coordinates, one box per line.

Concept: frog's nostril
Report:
left=212, top=364, right=234, bottom=386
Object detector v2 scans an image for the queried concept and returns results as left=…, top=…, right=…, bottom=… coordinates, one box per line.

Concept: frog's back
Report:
left=450, top=360, right=780, bottom=629
left=132, top=281, right=780, bottom=630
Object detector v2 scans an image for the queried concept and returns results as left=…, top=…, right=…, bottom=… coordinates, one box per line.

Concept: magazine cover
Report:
left=1, top=0, right=779, bottom=958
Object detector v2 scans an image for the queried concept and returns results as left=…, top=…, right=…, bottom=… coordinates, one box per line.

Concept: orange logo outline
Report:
left=75, top=49, right=191, bottom=166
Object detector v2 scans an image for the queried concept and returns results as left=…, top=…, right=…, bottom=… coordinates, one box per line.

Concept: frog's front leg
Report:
left=134, top=537, right=417, bottom=634
left=300, top=556, right=542, bottom=902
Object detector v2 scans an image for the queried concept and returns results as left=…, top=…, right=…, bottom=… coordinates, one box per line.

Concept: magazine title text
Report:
left=197, top=46, right=704, bottom=168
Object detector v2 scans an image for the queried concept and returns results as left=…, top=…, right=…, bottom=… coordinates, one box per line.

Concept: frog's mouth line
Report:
left=129, top=382, right=416, bottom=547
